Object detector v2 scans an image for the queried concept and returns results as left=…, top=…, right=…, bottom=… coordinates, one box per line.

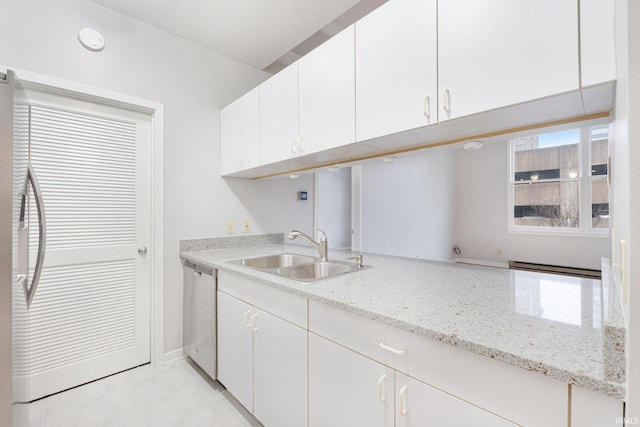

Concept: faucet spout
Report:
left=288, top=228, right=328, bottom=262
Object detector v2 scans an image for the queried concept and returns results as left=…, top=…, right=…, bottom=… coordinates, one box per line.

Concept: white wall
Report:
left=613, top=0, right=640, bottom=419
left=453, top=140, right=609, bottom=270
left=0, top=0, right=314, bottom=356
left=316, top=168, right=351, bottom=249
left=360, top=150, right=455, bottom=261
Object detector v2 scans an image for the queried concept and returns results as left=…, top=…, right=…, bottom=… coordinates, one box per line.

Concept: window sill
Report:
left=507, top=227, right=610, bottom=238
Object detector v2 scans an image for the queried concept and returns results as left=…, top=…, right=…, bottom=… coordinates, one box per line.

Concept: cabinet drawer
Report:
left=309, top=300, right=567, bottom=427
left=219, top=271, right=307, bottom=328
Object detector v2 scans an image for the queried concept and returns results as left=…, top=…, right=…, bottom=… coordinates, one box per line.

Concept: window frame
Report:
left=507, top=124, right=610, bottom=238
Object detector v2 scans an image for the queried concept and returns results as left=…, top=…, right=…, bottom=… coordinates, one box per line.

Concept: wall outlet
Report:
left=226, top=221, right=235, bottom=234
left=243, top=220, right=251, bottom=233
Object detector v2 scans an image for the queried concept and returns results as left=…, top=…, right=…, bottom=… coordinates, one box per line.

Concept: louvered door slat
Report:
left=28, top=105, right=136, bottom=250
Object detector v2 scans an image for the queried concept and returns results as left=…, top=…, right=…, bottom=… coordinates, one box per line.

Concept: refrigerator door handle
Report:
left=24, top=162, right=46, bottom=310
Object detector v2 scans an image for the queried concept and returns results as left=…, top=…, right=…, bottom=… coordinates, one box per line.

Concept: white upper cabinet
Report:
left=299, top=24, right=356, bottom=155
left=220, top=97, right=241, bottom=175
left=220, top=87, right=260, bottom=175
left=260, top=63, right=299, bottom=165
left=580, top=0, right=616, bottom=87
left=438, top=0, right=580, bottom=121
left=356, top=0, right=437, bottom=141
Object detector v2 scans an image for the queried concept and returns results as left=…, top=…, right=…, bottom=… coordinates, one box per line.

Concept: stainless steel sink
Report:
left=230, top=253, right=365, bottom=283
left=233, top=253, right=316, bottom=269
left=275, top=261, right=358, bottom=282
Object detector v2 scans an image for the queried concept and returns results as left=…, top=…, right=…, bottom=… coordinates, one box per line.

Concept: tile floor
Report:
left=13, top=358, right=262, bottom=427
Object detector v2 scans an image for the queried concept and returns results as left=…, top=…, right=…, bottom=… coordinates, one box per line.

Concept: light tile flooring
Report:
left=13, top=358, right=262, bottom=427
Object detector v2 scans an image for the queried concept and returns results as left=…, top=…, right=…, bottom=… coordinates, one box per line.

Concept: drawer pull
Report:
left=378, top=375, right=387, bottom=403
left=399, top=386, right=408, bottom=416
left=379, top=341, right=406, bottom=355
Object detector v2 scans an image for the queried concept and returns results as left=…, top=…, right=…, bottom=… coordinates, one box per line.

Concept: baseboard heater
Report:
left=508, top=260, right=601, bottom=279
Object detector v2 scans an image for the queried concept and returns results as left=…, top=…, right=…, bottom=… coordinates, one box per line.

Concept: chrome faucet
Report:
left=288, top=228, right=328, bottom=262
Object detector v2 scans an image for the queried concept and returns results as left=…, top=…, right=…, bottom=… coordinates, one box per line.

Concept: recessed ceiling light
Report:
left=328, top=167, right=340, bottom=172
left=382, top=157, right=396, bottom=164
left=463, top=140, right=483, bottom=151
left=289, top=174, right=299, bottom=179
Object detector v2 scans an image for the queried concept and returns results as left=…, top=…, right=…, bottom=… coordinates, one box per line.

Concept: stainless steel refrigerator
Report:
left=1, top=69, right=47, bottom=425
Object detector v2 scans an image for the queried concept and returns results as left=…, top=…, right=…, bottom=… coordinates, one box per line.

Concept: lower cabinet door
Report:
left=216, top=291, right=254, bottom=412
left=309, top=333, right=394, bottom=427
left=395, top=372, right=518, bottom=427
left=253, top=307, right=308, bottom=427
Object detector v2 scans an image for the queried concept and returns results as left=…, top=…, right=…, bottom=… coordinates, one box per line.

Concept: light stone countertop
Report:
left=181, top=242, right=626, bottom=400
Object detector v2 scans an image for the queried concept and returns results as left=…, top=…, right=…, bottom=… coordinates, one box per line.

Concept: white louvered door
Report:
left=13, top=91, right=151, bottom=402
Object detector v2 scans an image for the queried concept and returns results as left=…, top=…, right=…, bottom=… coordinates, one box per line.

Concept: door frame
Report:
left=12, top=68, right=165, bottom=366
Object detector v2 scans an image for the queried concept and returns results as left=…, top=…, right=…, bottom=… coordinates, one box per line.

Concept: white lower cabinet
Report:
left=309, top=300, right=569, bottom=426
left=309, top=333, right=394, bottom=427
left=217, top=283, right=307, bottom=427
left=217, top=273, right=621, bottom=427
left=253, top=307, right=307, bottom=427
left=395, top=372, right=516, bottom=427
left=570, top=385, right=624, bottom=427
left=309, top=333, right=516, bottom=427
left=217, top=291, right=253, bottom=411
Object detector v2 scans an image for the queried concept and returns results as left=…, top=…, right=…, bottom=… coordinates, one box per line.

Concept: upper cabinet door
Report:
left=241, top=87, right=260, bottom=170
left=356, top=0, right=437, bottom=142
left=299, top=25, right=356, bottom=155
left=260, top=63, right=299, bottom=165
left=220, top=87, right=260, bottom=175
left=438, top=0, right=579, bottom=121
left=220, top=97, right=242, bottom=176
left=580, top=0, right=616, bottom=87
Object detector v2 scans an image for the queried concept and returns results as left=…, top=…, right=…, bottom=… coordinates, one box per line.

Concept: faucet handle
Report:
left=347, top=254, right=364, bottom=268
left=313, top=227, right=327, bottom=242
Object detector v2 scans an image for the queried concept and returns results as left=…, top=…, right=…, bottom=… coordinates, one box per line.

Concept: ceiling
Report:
left=91, top=0, right=387, bottom=73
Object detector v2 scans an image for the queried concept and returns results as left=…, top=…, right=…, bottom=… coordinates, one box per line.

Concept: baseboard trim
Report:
left=508, top=260, right=601, bottom=279
left=163, top=348, right=185, bottom=365
left=455, top=258, right=509, bottom=269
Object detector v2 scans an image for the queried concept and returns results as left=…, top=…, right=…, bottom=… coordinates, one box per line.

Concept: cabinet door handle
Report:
left=378, top=375, right=387, bottom=403
left=399, top=386, right=408, bottom=416
left=243, top=310, right=252, bottom=328
left=290, top=138, right=298, bottom=156
left=423, top=94, right=431, bottom=121
left=250, top=313, right=259, bottom=332
left=298, top=136, right=305, bottom=154
left=443, top=88, right=451, bottom=114
left=379, top=341, right=406, bottom=355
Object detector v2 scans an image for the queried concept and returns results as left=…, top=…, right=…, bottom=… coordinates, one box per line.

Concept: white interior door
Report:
left=13, top=89, right=152, bottom=402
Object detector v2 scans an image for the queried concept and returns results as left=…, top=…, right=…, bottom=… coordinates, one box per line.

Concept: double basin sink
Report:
left=231, top=253, right=364, bottom=283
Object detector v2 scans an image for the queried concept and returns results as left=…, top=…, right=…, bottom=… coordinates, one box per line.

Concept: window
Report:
left=509, top=124, right=609, bottom=234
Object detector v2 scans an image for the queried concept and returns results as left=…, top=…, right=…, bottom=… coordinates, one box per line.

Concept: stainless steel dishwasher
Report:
left=183, top=260, right=217, bottom=379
